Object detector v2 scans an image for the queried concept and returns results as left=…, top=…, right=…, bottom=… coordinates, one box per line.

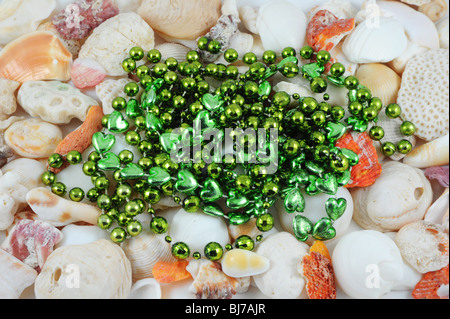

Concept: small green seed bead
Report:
left=48, top=153, right=63, bottom=169
left=41, top=171, right=56, bottom=186
left=127, top=220, right=143, bottom=237
left=51, top=182, right=67, bottom=196
left=381, top=142, right=396, bottom=156
left=183, top=195, right=201, bottom=213
left=110, top=227, right=127, bottom=243
left=147, top=49, right=162, bottom=63
left=300, top=45, right=314, bottom=59
left=204, top=242, right=224, bottom=261
left=97, top=214, right=113, bottom=230
left=172, top=242, right=190, bottom=260
left=234, top=235, right=254, bottom=251
left=66, top=150, right=82, bottom=165
left=69, top=187, right=85, bottom=202
left=400, top=121, right=416, bottom=136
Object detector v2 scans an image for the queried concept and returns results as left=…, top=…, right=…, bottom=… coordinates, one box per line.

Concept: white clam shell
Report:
left=221, top=249, right=270, bottom=278
left=169, top=208, right=230, bottom=254
left=128, top=278, right=162, bottom=299
left=276, top=187, right=354, bottom=244
left=56, top=224, right=109, bottom=248
left=388, top=41, right=429, bottom=75
left=342, top=16, right=408, bottom=63
left=34, top=239, right=132, bottom=299
left=403, top=133, right=449, bottom=168
left=332, top=230, right=416, bottom=299
left=1, top=158, right=46, bottom=191
left=351, top=161, right=433, bottom=232
left=253, top=232, right=309, bottom=299
left=256, top=1, right=307, bottom=54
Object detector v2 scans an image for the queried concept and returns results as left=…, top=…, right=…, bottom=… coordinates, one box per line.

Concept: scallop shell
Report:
left=154, top=43, right=191, bottom=63
left=351, top=161, right=433, bottom=232
left=120, top=229, right=177, bottom=282
left=34, top=239, right=132, bottom=299
left=355, top=63, right=402, bottom=106
left=342, top=16, right=408, bottom=63
left=419, top=0, right=448, bottom=22
left=70, top=58, right=107, bottom=89
left=0, top=0, right=56, bottom=45
left=221, top=249, right=270, bottom=278
left=424, top=188, right=449, bottom=233
left=403, top=133, right=449, bottom=168
left=396, top=220, right=449, bottom=273
left=0, top=31, right=72, bottom=83
left=128, top=278, right=162, bottom=299
left=137, top=0, right=222, bottom=41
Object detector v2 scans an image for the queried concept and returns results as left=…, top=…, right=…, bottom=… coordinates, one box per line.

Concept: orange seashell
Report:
left=0, top=31, right=72, bottom=83
left=152, top=260, right=192, bottom=284
left=335, top=131, right=382, bottom=188
left=309, top=240, right=331, bottom=261
left=412, top=264, right=449, bottom=299
left=306, top=10, right=355, bottom=52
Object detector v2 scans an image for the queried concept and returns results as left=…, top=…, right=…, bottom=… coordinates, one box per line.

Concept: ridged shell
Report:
left=154, top=43, right=191, bottom=63
left=0, top=31, right=72, bottom=83
left=120, top=229, right=177, bottom=282
left=403, top=133, right=449, bottom=168
left=356, top=63, right=402, bottom=106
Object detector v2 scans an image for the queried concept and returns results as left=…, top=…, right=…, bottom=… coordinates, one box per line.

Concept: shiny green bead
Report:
left=207, top=40, right=221, bottom=54
left=400, top=121, right=416, bottom=136
left=97, top=194, right=112, bottom=210
left=138, top=157, right=153, bottom=171
left=291, top=111, right=305, bottom=125
left=112, top=169, right=123, bottom=183
left=129, top=46, right=145, bottom=61
left=234, top=235, right=254, bottom=251
left=140, top=75, right=153, bottom=89
left=193, top=252, right=201, bottom=260
left=330, top=62, right=345, bottom=77
left=311, top=110, right=327, bottom=126
left=314, top=145, right=331, bottom=162
left=330, top=154, right=350, bottom=173
left=197, top=37, right=209, bottom=50
left=143, top=187, right=161, bottom=204
left=362, top=106, right=378, bottom=121
left=183, top=195, right=201, bottom=213
left=331, top=106, right=345, bottom=121
left=111, top=97, right=126, bottom=111
left=69, top=187, right=84, bottom=202
left=125, top=131, right=141, bottom=146
left=197, top=80, right=210, bottom=95
left=204, top=242, right=224, bottom=261
left=385, top=103, right=402, bottom=118
left=51, top=182, right=66, bottom=196
left=66, top=150, right=82, bottom=165
left=205, top=63, right=219, bottom=76
left=348, top=101, right=363, bottom=115
left=97, top=214, right=113, bottom=230
left=397, top=139, right=413, bottom=154
left=262, top=50, right=277, bottom=64
left=206, top=163, right=222, bottom=179
left=127, top=220, right=143, bottom=237
left=370, top=97, right=383, bottom=111
left=300, top=45, right=314, bottom=59
left=165, top=57, right=178, bottom=71
left=172, top=242, right=190, bottom=259
left=280, top=61, right=299, bottom=78
left=316, top=50, right=331, bottom=64
left=186, top=50, right=200, bottom=63
left=282, top=47, right=296, bottom=58
left=344, top=76, right=359, bottom=90
left=134, top=179, right=148, bottom=194
left=136, top=65, right=151, bottom=79
left=124, top=200, right=141, bottom=217
left=357, top=87, right=372, bottom=101
left=48, top=153, right=63, bottom=168
left=381, top=142, right=396, bottom=156
left=116, top=184, right=132, bottom=199
left=180, top=77, right=196, bottom=91
left=86, top=188, right=100, bottom=202
left=94, top=176, right=110, bottom=190
left=224, top=48, right=239, bottom=63
left=41, top=171, right=56, bottom=186
left=226, top=65, right=239, bottom=79
left=118, top=150, right=134, bottom=164
left=272, top=91, right=291, bottom=109
left=124, top=82, right=140, bottom=97
left=283, top=138, right=300, bottom=158
left=262, top=117, right=279, bottom=131
left=88, top=151, right=101, bottom=163
left=243, top=52, right=257, bottom=65
left=122, top=58, right=136, bottom=72
left=172, top=95, right=186, bottom=109
left=153, top=62, right=168, bottom=77
left=310, top=130, right=326, bottom=145
left=82, top=161, right=97, bottom=176
left=249, top=62, right=267, bottom=79
left=235, top=174, right=252, bottom=193
left=224, top=103, right=243, bottom=120
left=310, top=76, right=328, bottom=93
left=369, top=126, right=385, bottom=140
left=110, top=227, right=127, bottom=243
left=150, top=216, right=169, bottom=234
left=147, top=49, right=162, bottom=63
left=101, top=115, right=109, bottom=128
left=300, top=97, right=318, bottom=114
left=256, top=213, right=274, bottom=232
left=243, top=80, right=259, bottom=98
left=262, top=181, right=279, bottom=197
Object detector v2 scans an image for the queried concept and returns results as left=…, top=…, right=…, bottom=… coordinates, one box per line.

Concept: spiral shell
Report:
left=419, top=0, right=448, bottom=22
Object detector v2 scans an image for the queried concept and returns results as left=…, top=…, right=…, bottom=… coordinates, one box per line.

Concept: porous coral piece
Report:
left=302, top=251, right=336, bottom=299
left=0, top=79, right=20, bottom=119
left=52, top=0, right=119, bottom=40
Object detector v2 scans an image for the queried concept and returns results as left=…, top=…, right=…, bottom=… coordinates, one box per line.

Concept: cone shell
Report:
left=0, top=31, right=72, bottom=83
left=403, top=133, right=449, bottom=168
left=356, top=63, right=402, bottom=106
left=221, top=249, right=270, bottom=278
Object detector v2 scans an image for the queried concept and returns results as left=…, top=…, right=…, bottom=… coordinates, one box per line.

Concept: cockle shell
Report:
left=253, top=232, right=309, bottom=299
left=419, top=0, right=448, bottom=22
left=0, top=31, right=72, bottom=83
left=395, top=220, right=449, bottom=273
left=186, top=259, right=238, bottom=299
left=56, top=224, right=109, bottom=248
left=342, top=16, right=408, bottom=63
left=17, top=81, right=98, bottom=125
left=128, top=278, right=162, bottom=299
left=0, top=78, right=20, bottom=119
left=351, top=161, right=433, bottom=232
left=0, top=0, right=56, bottom=45
left=0, top=249, right=38, bottom=299
left=70, top=58, right=107, bottom=89
left=355, top=63, right=402, bottom=107
left=256, top=1, right=307, bottom=54
left=397, top=48, right=449, bottom=142
left=221, top=249, right=270, bottom=278
left=403, top=134, right=449, bottom=168
left=4, top=118, right=62, bottom=159
left=437, top=17, right=449, bottom=49
left=78, top=13, right=155, bottom=76
left=120, top=229, right=177, bottom=282
left=154, top=43, right=191, bottom=64
left=34, top=239, right=132, bottom=299
left=137, top=0, right=222, bottom=41
left=332, top=230, right=420, bottom=299
left=26, top=187, right=102, bottom=227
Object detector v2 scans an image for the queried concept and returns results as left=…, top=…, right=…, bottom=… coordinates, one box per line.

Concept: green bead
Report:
left=397, top=139, right=413, bottom=154
left=204, top=242, right=224, bottom=261
left=243, top=81, right=259, bottom=98
left=331, top=106, right=345, bottom=121
left=110, top=227, right=127, bottom=243
left=69, top=187, right=84, bottom=202
left=381, top=142, right=396, bottom=156
left=111, top=97, right=126, bottom=111
left=51, top=182, right=66, bottom=196
left=310, top=130, right=326, bottom=145
left=97, top=194, right=112, bottom=210
left=316, top=50, right=331, bottom=64
left=290, top=111, right=305, bottom=126
left=193, top=252, right=201, bottom=260
left=344, top=76, right=359, bottom=90
left=249, top=62, right=267, bottom=79
left=310, top=76, right=328, bottom=93
left=363, top=106, right=378, bottom=121
left=280, top=61, right=299, bottom=78
left=136, top=65, right=151, bottom=79
left=224, top=103, right=243, bottom=120
left=143, top=187, right=161, bottom=204
left=129, top=46, right=145, bottom=61
left=48, top=153, right=63, bottom=168
left=300, top=45, right=314, bottom=59
left=97, top=214, right=113, bottom=230
left=153, top=62, right=168, bottom=77
left=197, top=37, right=209, bottom=50
left=150, top=216, right=168, bottom=234
left=147, top=49, right=162, bottom=63
left=94, top=176, right=110, bottom=190
left=127, top=220, right=143, bottom=237
left=165, top=57, right=178, bottom=71
left=300, top=97, right=318, bottom=114
left=88, top=151, right=101, bottom=162
left=183, top=195, right=201, bottom=213
left=262, top=50, right=277, bottom=64
left=243, top=52, right=257, bottom=65
left=186, top=50, right=200, bottom=63
left=330, top=62, right=345, bottom=77
left=66, top=150, right=82, bottom=165
left=272, top=91, right=291, bottom=109
left=330, top=154, right=350, bottom=173
left=262, top=181, right=279, bottom=197
left=124, top=82, right=140, bottom=97
left=122, top=58, right=136, bottom=72
left=124, top=200, right=141, bottom=217
left=400, top=121, right=416, bottom=136
left=86, top=188, right=100, bottom=202
left=207, top=40, right=221, bottom=54
left=207, top=163, right=222, bottom=179
left=125, top=131, right=141, bottom=146
left=224, top=48, right=239, bottom=63
left=314, top=145, right=331, bottom=161
left=282, top=47, right=296, bottom=58
left=283, top=138, right=300, bottom=158
left=369, top=126, right=385, bottom=140
left=348, top=101, right=363, bottom=115
left=118, top=150, right=134, bottom=164
left=116, top=184, right=132, bottom=199
left=234, top=235, right=254, bottom=251
left=357, top=87, right=372, bottom=101
left=172, top=242, right=190, bottom=259
left=41, top=171, right=56, bottom=186
left=370, top=97, right=383, bottom=111
left=235, top=174, right=252, bottom=193
left=256, top=213, right=274, bottom=232
left=311, top=110, right=327, bottom=126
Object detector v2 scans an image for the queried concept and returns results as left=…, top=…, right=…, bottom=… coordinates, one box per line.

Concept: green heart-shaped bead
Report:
left=325, top=121, right=347, bottom=142
left=293, top=215, right=314, bottom=242
left=200, top=178, right=223, bottom=202
left=228, top=211, right=251, bottom=226
left=325, top=198, right=347, bottom=221
left=315, top=173, right=338, bottom=195
left=284, top=188, right=305, bottom=213
left=126, top=99, right=143, bottom=119
left=346, top=116, right=368, bottom=133
left=288, top=169, right=309, bottom=186
left=97, top=152, right=121, bottom=171
left=226, top=190, right=249, bottom=210
left=108, top=111, right=129, bottom=133
left=336, top=170, right=351, bottom=187
left=146, top=113, right=163, bottom=132
left=147, top=167, right=171, bottom=186
left=194, top=110, right=216, bottom=134
left=258, top=81, right=272, bottom=96
left=175, top=169, right=199, bottom=193
left=341, top=148, right=359, bottom=166
left=312, top=217, right=336, bottom=240
left=160, top=132, right=181, bottom=152
left=120, top=163, right=144, bottom=179
left=92, top=132, right=116, bottom=154
left=202, top=93, right=223, bottom=112
left=202, top=203, right=224, bottom=218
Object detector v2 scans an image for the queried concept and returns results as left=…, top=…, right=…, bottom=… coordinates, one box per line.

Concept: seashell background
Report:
left=0, top=0, right=448, bottom=301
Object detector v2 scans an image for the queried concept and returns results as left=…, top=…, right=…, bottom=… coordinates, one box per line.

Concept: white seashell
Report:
left=112, top=0, right=142, bottom=13
left=329, top=42, right=358, bottom=76
left=221, top=0, right=239, bottom=19
left=0, top=249, right=38, bottom=299
left=239, top=5, right=259, bottom=34
left=128, top=278, right=162, bottom=299
left=401, top=0, right=431, bottom=5
left=387, top=41, right=429, bottom=75
left=228, top=31, right=255, bottom=59
left=403, top=134, right=449, bottom=168
left=256, top=1, right=307, bottom=54
left=0, top=192, right=18, bottom=231
left=276, top=187, right=354, bottom=244
left=154, top=43, right=191, bottom=63
left=1, top=158, right=46, bottom=192
left=351, top=161, right=433, bottom=232
left=96, top=78, right=140, bottom=115
left=332, top=230, right=419, bottom=299
left=0, top=115, right=25, bottom=131
left=26, top=187, right=102, bottom=227
left=120, top=229, right=177, bottom=282
left=169, top=208, right=230, bottom=254
left=418, top=0, right=448, bottom=22
left=424, top=188, right=449, bottom=233
left=253, top=232, right=309, bottom=299
left=221, top=249, right=270, bottom=278
left=0, top=78, right=20, bottom=118
left=0, top=0, right=56, bottom=45
left=35, top=239, right=132, bottom=299
left=228, top=218, right=263, bottom=243
left=307, top=0, right=358, bottom=20
left=4, top=118, right=62, bottom=158
left=56, top=224, right=109, bottom=248
left=70, top=58, right=107, bottom=89
left=436, top=17, right=449, bottom=49
left=79, top=13, right=155, bottom=76
left=342, top=16, right=408, bottom=63
left=17, top=81, right=98, bottom=124
left=395, top=220, right=449, bottom=273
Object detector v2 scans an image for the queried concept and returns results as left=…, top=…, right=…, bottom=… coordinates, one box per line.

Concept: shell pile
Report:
left=0, top=0, right=448, bottom=301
